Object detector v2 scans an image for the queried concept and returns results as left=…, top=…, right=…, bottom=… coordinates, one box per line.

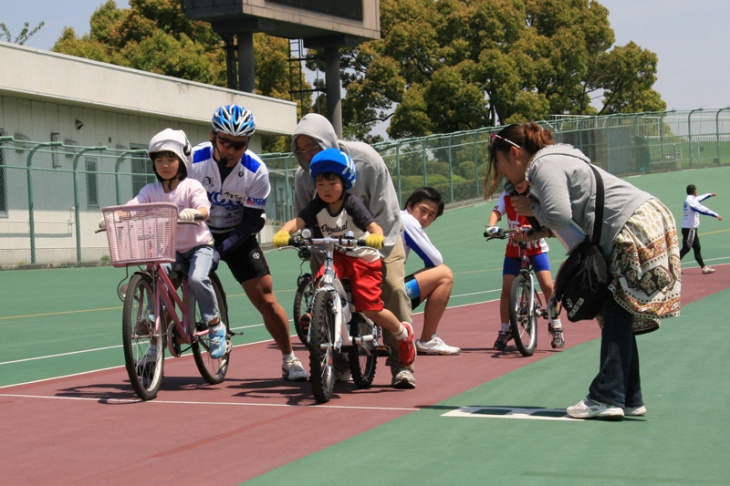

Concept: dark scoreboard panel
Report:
left=268, top=0, right=364, bottom=22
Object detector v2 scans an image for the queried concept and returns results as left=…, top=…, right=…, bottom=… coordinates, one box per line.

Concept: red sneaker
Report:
left=398, top=322, right=416, bottom=367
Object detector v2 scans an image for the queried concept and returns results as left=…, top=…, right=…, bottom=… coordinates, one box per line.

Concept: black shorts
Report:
left=216, top=234, right=271, bottom=283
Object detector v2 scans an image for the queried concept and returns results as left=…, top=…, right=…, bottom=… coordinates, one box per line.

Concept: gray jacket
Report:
left=291, top=114, right=403, bottom=257
left=525, top=144, right=653, bottom=258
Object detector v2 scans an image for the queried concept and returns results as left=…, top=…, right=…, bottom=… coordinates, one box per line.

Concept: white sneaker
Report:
left=702, top=266, right=716, bottom=274
left=624, top=404, right=647, bottom=416
left=138, top=345, right=158, bottom=368
left=282, top=357, right=308, bottom=381
left=415, top=335, right=461, bottom=355
left=566, top=397, right=624, bottom=420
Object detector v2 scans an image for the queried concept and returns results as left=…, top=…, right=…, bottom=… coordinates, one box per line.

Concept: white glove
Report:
left=98, top=217, right=106, bottom=229
left=179, top=208, right=202, bottom=222
left=486, top=225, right=500, bottom=236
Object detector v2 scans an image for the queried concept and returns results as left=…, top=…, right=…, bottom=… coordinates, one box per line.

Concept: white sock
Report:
left=500, top=322, right=510, bottom=333
left=551, top=319, right=562, bottom=330
left=282, top=352, right=295, bottom=362
left=393, top=323, right=408, bottom=341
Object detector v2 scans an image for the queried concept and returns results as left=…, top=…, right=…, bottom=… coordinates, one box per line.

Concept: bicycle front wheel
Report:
left=509, top=275, right=538, bottom=357
left=191, top=272, right=231, bottom=384
left=122, top=272, right=164, bottom=400
left=348, top=314, right=377, bottom=389
left=309, top=291, right=337, bottom=403
left=292, top=273, right=314, bottom=349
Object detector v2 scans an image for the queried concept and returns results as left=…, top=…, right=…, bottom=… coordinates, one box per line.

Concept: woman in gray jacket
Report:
left=484, top=122, right=681, bottom=420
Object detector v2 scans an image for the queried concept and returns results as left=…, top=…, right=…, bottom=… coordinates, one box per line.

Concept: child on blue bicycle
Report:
left=273, top=148, right=416, bottom=367
left=103, top=128, right=227, bottom=358
left=486, top=182, right=564, bottom=351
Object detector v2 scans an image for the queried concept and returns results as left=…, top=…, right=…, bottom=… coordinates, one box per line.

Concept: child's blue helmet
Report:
left=310, top=148, right=357, bottom=190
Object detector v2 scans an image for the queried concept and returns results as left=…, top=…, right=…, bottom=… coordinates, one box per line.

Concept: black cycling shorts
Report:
left=216, top=234, right=271, bottom=283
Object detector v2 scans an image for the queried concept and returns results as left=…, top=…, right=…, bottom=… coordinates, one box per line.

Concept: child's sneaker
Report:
left=397, top=322, right=416, bottom=367
left=493, top=331, right=511, bottom=351
left=208, top=323, right=227, bottom=359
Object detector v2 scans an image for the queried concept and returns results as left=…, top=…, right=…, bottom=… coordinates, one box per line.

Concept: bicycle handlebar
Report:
left=287, top=234, right=369, bottom=249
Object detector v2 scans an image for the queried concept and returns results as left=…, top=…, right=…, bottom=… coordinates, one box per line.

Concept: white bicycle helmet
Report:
left=147, top=128, right=193, bottom=181
left=211, top=104, right=256, bottom=137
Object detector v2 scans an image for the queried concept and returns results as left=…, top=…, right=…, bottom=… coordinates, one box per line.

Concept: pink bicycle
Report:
left=100, top=202, right=231, bottom=400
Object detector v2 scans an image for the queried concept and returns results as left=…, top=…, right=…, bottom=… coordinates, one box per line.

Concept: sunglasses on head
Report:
left=215, top=134, right=248, bottom=150
left=490, top=133, right=521, bottom=149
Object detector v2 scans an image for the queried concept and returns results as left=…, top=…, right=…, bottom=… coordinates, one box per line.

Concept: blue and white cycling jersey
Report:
left=682, top=193, right=718, bottom=228
left=190, top=142, right=270, bottom=234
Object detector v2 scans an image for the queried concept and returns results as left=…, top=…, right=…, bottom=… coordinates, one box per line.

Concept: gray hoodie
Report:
left=291, top=114, right=403, bottom=257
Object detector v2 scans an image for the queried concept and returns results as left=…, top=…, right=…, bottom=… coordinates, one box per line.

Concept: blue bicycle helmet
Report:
left=211, top=104, right=256, bottom=137
left=310, top=148, right=357, bottom=190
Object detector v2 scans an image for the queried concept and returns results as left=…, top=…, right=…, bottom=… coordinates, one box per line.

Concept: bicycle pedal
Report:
left=374, top=345, right=391, bottom=357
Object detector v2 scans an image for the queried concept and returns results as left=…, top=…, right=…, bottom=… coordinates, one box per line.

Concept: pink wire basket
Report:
left=102, top=203, right=178, bottom=268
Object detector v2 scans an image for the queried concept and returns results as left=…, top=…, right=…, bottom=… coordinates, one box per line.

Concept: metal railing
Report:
left=2, top=108, right=729, bottom=268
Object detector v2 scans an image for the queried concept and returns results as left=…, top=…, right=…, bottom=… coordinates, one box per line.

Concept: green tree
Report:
left=326, top=0, right=665, bottom=138
left=52, top=0, right=310, bottom=152
left=0, top=21, right=44, bottom=45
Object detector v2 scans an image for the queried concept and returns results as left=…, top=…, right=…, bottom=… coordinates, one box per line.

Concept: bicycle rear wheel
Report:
left=348, top=314, right=377, bottom=389
left=122, top=272, right=164, bottom=400
left=309, top=291, right=336, bottom=403
left=509, top=275, right=538, bottom=357
left=292, top=273, right=314, bottom=349
left=191, top=272, right=231, bottom=384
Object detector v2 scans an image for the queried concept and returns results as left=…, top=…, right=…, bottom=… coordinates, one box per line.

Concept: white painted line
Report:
left=443, top=406, right=576, bottom=421
left=0, top=392, right=419, bottom=412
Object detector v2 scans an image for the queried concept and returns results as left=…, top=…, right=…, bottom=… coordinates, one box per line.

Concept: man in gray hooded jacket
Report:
left=291, top=113, right=416, bottom=389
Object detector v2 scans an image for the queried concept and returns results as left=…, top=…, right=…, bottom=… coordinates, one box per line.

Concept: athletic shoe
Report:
left=391, top=366, right=416, bottom=389
left=415, top=335, right=461, bottom=355
left=702, top=266, right=716, bottom=274
left=550, top=328, right=565, bottom=349
left=624, top=404, right=647, bottom=417
left=137, top=344, right=158, bottom=369
left=493, top=331, right=511, bottom=351
left=566, top=397, right=624, bottom=420
left=335, top=370, right=351, bottom=382
left=282, top=356, right=308, bottom=381
left=208, top=323, right=227, bottom=359
left=397, top=322, right=416, bottom=367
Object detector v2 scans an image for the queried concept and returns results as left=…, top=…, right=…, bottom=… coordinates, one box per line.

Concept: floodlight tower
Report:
left=181, top=0, right=381, bottom=137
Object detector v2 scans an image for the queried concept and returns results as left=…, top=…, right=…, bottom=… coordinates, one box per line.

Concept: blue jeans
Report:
left=588, top=294, right=643, bottom=408
left=176, top=245, right=219, bottom=326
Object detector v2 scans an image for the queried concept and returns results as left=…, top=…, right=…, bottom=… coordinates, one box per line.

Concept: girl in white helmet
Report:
left=108, top=128, right=227, bottom=358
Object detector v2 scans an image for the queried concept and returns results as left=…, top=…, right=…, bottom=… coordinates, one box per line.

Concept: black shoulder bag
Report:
left=553, top=165, right=611, bottom=322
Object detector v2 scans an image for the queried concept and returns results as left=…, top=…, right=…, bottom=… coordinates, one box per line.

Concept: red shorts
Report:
left=316, top=253, right=384, bottom=312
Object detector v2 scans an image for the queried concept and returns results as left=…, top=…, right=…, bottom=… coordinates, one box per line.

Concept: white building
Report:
left=0, top=41, right=297, bottom=267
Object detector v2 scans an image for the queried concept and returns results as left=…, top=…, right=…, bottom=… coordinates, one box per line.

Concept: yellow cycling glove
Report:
left=273, top=230, right=291, bottom=248
left=365, top=234, right=384, bottom=250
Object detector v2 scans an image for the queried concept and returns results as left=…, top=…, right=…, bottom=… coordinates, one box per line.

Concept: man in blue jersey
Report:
left=190, top=104, right=308, bottom=381
left=401, top=187, right=460, bottom=355
left=680, top=184, right=723, bottom=274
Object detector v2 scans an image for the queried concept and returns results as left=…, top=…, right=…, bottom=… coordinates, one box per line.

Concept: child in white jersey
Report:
left=105, top=129, right=227, bottom=358
left=273, top=148, right=416, bottom=367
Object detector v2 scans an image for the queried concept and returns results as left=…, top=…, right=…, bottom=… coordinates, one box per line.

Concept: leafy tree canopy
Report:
left=314, top=0, right=666, bottom=139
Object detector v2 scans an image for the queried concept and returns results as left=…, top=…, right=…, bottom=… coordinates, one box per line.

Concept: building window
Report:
left=86, top=158, right=99, bottom=207
left=131, top=157, right=155, bottom=195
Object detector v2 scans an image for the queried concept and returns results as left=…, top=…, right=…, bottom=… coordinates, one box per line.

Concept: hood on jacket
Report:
left=290, top=113, right=340, bottom=171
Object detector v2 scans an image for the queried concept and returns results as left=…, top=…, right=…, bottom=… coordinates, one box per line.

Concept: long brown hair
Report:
left=483, top=122, right=555, bottom=199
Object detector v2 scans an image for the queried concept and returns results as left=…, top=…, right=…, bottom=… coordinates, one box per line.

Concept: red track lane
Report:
left=0, top=268, right=724, bottom=484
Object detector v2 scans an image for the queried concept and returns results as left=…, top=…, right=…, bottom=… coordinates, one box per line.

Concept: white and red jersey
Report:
left=493, top=191, right=549, bottom=258
left=189, top=142, right=270, bottom=235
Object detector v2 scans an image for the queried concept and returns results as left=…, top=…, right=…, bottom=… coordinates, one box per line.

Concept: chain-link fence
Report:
left=3, top=108, right=730, bottom=268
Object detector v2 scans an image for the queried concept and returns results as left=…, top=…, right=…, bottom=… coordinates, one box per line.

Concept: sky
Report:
left=3, top=0, right=729, bottom=112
